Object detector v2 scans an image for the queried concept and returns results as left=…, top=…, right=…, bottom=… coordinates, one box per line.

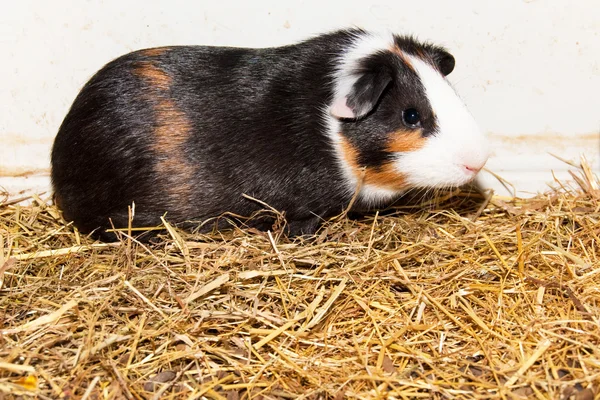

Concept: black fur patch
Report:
left=340, top=40, right=440, bottom=168
left=51, top=29, right=451, bottom=239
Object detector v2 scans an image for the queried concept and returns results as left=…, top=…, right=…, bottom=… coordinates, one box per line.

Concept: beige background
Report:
left=1, top=0, right=599, bottom=198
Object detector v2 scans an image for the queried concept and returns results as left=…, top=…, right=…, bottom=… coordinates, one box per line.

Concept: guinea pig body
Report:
left=51, top=28, right=489, bottom=240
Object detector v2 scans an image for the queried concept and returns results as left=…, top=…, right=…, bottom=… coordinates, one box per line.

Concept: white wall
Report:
left=1, top=0, right=599, bottom=198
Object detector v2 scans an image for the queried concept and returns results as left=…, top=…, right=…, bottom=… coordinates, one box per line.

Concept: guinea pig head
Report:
left=328, top=32, right=489, bottom=204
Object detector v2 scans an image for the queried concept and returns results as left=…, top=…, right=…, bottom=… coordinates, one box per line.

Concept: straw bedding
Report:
left=1, top=157, right=599, bottom=399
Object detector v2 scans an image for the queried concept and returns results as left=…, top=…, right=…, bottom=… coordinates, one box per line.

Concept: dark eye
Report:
left=402, top=108, right=421, bottom=128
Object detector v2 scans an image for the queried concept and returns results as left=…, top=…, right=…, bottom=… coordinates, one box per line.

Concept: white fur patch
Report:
left=324, top=31, right=397, bottom=202
left=323, top=31, right=490, bottom=207
left=331, top=31, right=395, bottom=109
left=392, top=56, right=490, bottom=188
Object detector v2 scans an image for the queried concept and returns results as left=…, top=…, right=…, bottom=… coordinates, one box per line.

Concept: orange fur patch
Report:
left=390, top=45, right=441, bottom=72
left=364, top=163, right=407, bottom=190
left=386, top=129, right=426, bottom=153
left=389, top=46, right=416, bottom=73
left=133, top=62, right=171, bottom=89
left=140, top=47, right=170, bottom=57
left=152, top=99, right=194, bottom=206
left=134, top=61, right=194, bottom=209
left=339, top=136, right=409, bottom=191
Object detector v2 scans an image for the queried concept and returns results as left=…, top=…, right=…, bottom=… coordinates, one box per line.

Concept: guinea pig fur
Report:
left=51, top=28, right=489, bottom=240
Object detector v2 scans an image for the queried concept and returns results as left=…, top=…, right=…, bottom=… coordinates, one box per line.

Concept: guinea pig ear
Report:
left=330, top=69, right=392, bottom=120
left=430, top=49, right=455, bottom=76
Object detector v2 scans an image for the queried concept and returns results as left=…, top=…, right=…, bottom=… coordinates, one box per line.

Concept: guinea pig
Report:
left=51, top=28, right=489, bottom=240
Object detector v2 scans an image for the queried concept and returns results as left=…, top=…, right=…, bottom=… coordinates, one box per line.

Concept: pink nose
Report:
left=463, top=164, right=484, bottom=173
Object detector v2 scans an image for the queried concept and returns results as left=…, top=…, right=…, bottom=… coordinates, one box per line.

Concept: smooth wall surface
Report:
left=1, top=0, right=599, bottom=197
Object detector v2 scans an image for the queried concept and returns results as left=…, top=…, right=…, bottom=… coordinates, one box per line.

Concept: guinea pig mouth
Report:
left=454, top=164, right=487, bottom=186
left=449, top=161, right=483, bottom=181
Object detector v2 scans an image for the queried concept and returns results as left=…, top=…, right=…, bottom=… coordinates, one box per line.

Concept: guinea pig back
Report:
left=51, top=28, right=489, bottom=240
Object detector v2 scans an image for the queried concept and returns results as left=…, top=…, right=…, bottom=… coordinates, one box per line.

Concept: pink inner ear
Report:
left=330, top=96, right=356, bottom=119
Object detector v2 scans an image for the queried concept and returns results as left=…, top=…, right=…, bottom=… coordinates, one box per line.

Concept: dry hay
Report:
left=1, top=157, right=599, bottom=400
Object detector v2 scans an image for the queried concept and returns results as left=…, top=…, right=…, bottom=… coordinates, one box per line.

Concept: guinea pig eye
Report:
left=402, top=108, right=421, bottom=128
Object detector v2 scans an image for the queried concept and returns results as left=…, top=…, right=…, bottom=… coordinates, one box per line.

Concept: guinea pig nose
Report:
left=463, top=163, right=485, bottom=173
